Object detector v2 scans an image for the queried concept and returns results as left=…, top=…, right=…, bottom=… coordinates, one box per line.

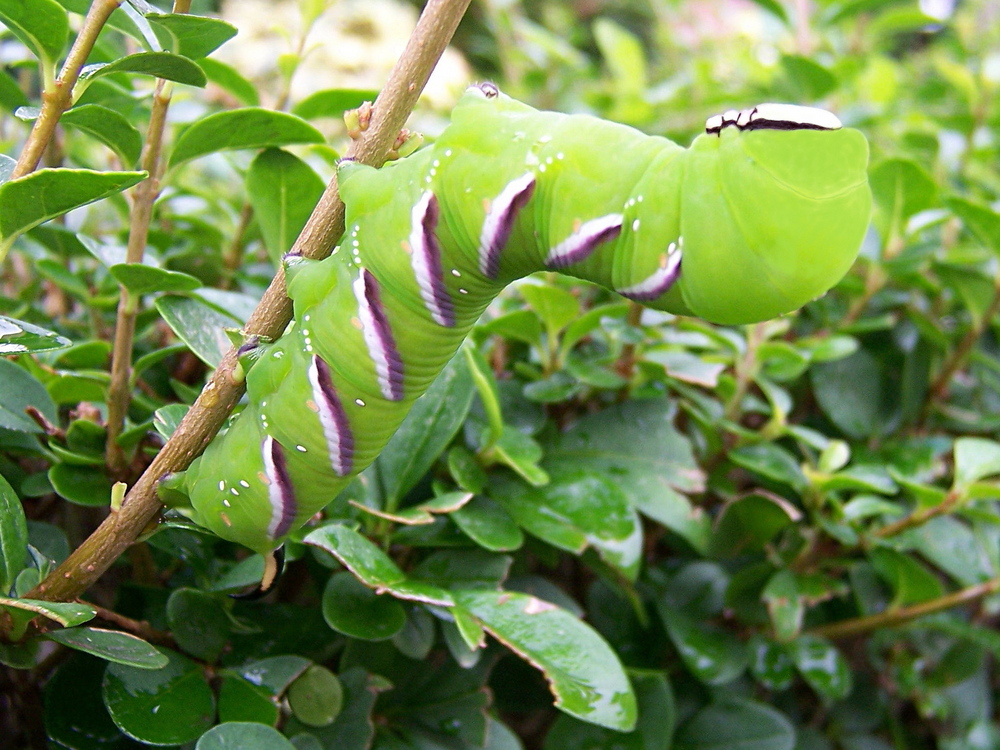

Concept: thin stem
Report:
left=105, top=73, right=178, bottom=475
left=723, top=322, right=765, bottom=422
left=874, top=489, right=961, bottom=539
left=18, top=0, right=473, bottom=617
left=806, top=576, right=1000, bottom=640
left=11, top=0, right=124, bottom=180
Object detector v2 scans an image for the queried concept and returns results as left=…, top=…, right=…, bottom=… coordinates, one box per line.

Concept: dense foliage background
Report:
left=2, top=0, right=1000, bottom=748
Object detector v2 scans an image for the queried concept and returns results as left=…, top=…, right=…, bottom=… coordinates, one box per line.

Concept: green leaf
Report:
left=710, top=492, right=800, bottom=558
left=869, top=157, right=937, bottom=237
left=454, top=588, right=637, bottom=731
left=545, top=398, right=708, bottom=550
left=763, top=569, right=803, bottom=642
left=197, top=58, right=260, bottom=105
left=781, top=54, right=838, bottom=99
left=674, top=699, right=795, bottom=750
left=0, top=315, right=72, bottom=355
left=658, top=604, right=749, bottom=685
left=146, top=13, right=237, bottom=59
left=730, top=444, right=808, bottom=493
left=0, top=0, right=68, bottom=66
left=946, top=196, right=1000, bottom=253
left=288, top=665, right=344, bottom=727
left=155, top=294, right=241, bottom=367
left=0, top=69, right=29, bottom=112
left=169, top=108, right=325, bottom=167
left=451, top=495, right=524, bottom=552
left=791, top=636, right=852, bottom=700
left=495, top=471, right=642, bottom=578
left=749, top=637, right=795, bottom=691
left=304, top=524, right=453, bottom=606
left=0, top=358, right=57, bottom=432
left=868, top=547, right=944, bottom=606
left=197, top=723, right=296, bottom=750
left=60, top=104, right=143, bottom=165
left=80, top=51, right=207, bottom=87
left=45, top=627, right=169, bottom=669
left=544, top=670, right=675, bottom=750
left=103, top=648, right=215, bottom=745
left=44, top=654, right=125, bottom=747
left=321, top=571, right=407, bottom=641
left=492, top=425, right=549, bottom=485
left=953, top=437, right=1000, bottom=488
left=166, top=588, right=230, bottom=662
left=293, top=88, right=379, bottom=119
left=47, top=463, right=111, bottom=507
left=520, top=282, right=580, bottom=338
left=110, top=263, right=202, bottom=295
left=375, top=351, right=474, bottom=504
left=247, top=148, right=325, bottom=264
left=0, top=473, right=27, bottom=593
left=0, top=168, right=145, bottom=242
left=0, top=596, right=95, bottom=628
left=746, top=0, right=789, bottom=23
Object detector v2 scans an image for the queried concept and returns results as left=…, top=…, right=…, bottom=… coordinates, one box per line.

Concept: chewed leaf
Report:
left=453, top=589, right=636, bottom=731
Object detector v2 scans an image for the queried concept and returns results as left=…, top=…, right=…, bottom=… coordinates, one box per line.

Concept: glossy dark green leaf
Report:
left=0, top=0, right=68, bottom=64
left=763, top=569, right=803, bottom=642
left=749, top=636, right=794, bottom=691
left=543, top=670, right=675, bottom=750
left=375, top=350, right=474, bottom=504
left=321, top=571, right=407, bottom=641
left=0, top=168, right=145, bottom=242
left=0, top=473, right=27, bottom=594
left=791, top=636, right=853, bottom=700
left=0, top=358, right=57, bottom=432
left=305, top=524, right=453, bottom=606
left=47, top=463, right=111, bottom=506
left=492, top=425, right=549, bottom=485
left=166, top=588, right=230, bottom=662
left=45, top=626, right=168, bottom=669
left=247, top=148, right=325, bottom=264
left=674, top=699, right=795, bottom=750
left=218, top=674, right=281, bottom=726
left=658, top=604, right=748, bottom=685
left=0, top=597, right=94, bottom=632
left=285, top=667, right=385, bottom=750
left=288, top=665, right=344, bottom=727
left=730, top=444, right=807, bottom=493
left=454, top=588, right=637, bottom=731
left=495, top=470, right=642, bottom=578
left=196, top=722, right=296, bottom=750
left=44, top=654, right=125, bottom=749
left=546, top=398, right=708, bottom=549
left=710, top=492, right=800, bottom=558
left=80, top=51, right=207, bottom=87
left=169, top=108, right=325, bottom=167
left=451, top=495, right=524, bottom=552
left=155, top=294, right=241, bottom=367
left=146, top=12, right=237, bottom=59
left=103, top=648, right=214, bottom=745
left=61, top=104, right=143, bottom=165
left=868, top=547, right=943, bottom=605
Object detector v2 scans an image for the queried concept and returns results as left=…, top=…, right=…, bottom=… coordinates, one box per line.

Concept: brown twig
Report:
left=106, top=0, right=193, bottom=476
left=11, top=0, right=124, bottom=180
left=17, top=0, right=472, bottom=619
left=874, top=489, right=961, bottom=539
left=807, top=576, right=1000, bottom=640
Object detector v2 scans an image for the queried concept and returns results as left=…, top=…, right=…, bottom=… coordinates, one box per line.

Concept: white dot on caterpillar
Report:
left=271, top=351, right=283, bottom=359
left=355, top=398, right=366, bottom=407
left=539, top=135, right=552, bottom=143
left=632, top=219, right=640, bottom=232
left=545, top=156, right=553, bottom=165
left=637, top=195, right=644, bottom=202
left=296, top=445, right=307, bottom=452
left=451, top=269, right=461, bottom=277
left=459, top=288, right=468, bottom=294
left=556, top=152, right=564, bottom=159
left=240, top=480, right=250, bottom=488
left=230, top=487, right=239, bottom=496
left=223, top=499, right=231, bottom=507
left=444, top=149, right=453, bottom=156
left=217, top=480, right=225, bottom=491
left=432, top=159, right=440, bottom=168
left=539, top=164, right=546, bottom=173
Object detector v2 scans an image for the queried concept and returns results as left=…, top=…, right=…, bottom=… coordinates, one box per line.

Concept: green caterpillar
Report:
left=178, top=83, right=871, bottom=562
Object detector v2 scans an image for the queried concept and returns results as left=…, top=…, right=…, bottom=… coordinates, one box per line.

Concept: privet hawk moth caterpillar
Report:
left=177, top=83, right=871, bottom=564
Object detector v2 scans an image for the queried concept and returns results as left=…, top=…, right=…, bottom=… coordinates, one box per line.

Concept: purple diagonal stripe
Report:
left=545, top=213, right=624, bottom=269
left=410, top=191, right=455, bottom=327
left=308, top=355, right=354, bottom=476
left=478, top=172, right=536, bottom=279
left=353, top=268, right=405, bottom=401
left=617, top=248, right=683, bottom=302
left=262, top=436, right=296, bottom=540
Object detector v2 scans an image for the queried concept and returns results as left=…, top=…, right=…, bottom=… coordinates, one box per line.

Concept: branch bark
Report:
left=21, top=0, right=472, bottom=613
